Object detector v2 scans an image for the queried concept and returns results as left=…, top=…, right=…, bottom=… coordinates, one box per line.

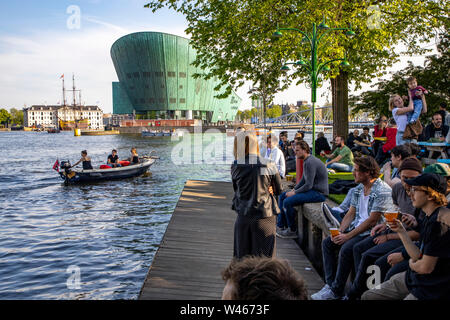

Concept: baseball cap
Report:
left=404, top=173, right=447, bottom=194
left=423, top=163, right=450, bottom=177
left=398, top=157, right=423, bottom=174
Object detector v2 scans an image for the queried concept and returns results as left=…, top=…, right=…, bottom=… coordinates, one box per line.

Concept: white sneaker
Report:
left=310, top=284, right=340, bottom=300
left=276, top=227, right=298, bottom=239
left=276, top=226, right=286, bottom=234
left=310, top=284, right=330, bottom=300
left=322, top=203, right=341, bottom=229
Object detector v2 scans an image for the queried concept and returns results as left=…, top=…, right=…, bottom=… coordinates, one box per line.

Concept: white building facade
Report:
left=23, top=105, right=104, bottom=130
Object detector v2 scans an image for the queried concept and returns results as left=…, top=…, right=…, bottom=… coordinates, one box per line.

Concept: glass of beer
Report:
left=384, top=212, right=399, bottom=222
left=286, top=175, right=293, bottom=182
left=330, top=228, right=340, bottom=237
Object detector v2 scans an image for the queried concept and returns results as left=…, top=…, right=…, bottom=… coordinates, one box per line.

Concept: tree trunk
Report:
left=331, top=70, right=349, bottom=140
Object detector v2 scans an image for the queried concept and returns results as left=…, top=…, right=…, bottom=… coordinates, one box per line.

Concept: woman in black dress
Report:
left=231, top=130, right=282, bottom=259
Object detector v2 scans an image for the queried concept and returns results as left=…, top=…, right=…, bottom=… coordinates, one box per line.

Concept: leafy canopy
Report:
left=144, top=0, right=448, bottom=100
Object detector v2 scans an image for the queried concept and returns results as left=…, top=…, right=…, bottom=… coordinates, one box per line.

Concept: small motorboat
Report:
left=57, top=156, right=157, bottom=185
left=142, top=130, right=157, bottom=137
left=47, top=128, right=61, bottom=133
left=142, top=129, right=181, bottom=137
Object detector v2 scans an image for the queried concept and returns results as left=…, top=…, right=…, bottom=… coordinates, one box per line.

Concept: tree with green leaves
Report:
left=145, top=0, right=448, bottom=137
left=266, top=104, right=283, bottom=118
left=0, top=108, right=11, bottom=127
left=9, top=108, right=24, bottom=126
left=350, top=28, right=449, bottom=125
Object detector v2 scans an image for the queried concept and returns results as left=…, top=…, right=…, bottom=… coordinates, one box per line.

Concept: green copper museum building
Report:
left=111, top=32, right=241, bottom=122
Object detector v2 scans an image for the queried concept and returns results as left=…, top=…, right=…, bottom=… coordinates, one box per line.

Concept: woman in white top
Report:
left=261, top=134, right=286, bottom=178
left=389, top=89, right=426, bottom=145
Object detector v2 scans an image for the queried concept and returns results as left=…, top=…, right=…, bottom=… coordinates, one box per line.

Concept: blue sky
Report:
left=0, top=1, right=433, bottom=113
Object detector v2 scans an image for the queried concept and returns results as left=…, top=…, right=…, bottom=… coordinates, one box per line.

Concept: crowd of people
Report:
left=225, top=83, right=449, bottom=300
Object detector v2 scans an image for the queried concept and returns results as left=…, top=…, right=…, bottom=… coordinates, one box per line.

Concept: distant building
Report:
left=111, top=31, right=241, bottom=123
left=297, top=100, right=308, bottom=107
left=281, top=103, right=298, bottom=115
left=23, top=105, right=104, bottom=130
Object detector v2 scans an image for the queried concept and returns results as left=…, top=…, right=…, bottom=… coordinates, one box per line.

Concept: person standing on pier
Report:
left=260, top=133, right=286, bottom=178
left=231, top=130, right=282, bottom=259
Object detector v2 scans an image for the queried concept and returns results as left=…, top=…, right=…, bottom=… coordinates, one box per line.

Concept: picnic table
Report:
left=418, top=141, right=450, bottom=164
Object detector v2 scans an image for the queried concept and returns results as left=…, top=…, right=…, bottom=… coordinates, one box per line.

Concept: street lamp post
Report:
left=273, top=17, right=354, bottom=156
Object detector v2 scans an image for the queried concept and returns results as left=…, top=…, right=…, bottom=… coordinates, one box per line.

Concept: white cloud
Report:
left=0, top=19, right=189, bottom=113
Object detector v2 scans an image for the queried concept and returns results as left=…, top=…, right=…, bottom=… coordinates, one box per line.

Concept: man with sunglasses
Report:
left=362, top=173, right=450, bottom=300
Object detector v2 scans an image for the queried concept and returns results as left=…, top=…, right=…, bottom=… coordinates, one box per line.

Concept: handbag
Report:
left=403, top=119, right=423, bottom=140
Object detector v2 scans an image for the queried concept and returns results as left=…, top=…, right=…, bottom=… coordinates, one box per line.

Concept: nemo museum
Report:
left=111, top=32, right=241, bottom=123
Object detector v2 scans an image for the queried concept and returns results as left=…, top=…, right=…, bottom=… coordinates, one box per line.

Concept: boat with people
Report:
left=55, top=155, right=157, bottom=185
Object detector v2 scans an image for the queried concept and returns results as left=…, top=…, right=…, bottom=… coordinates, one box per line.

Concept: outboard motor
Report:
left=60, top=160, right=72, bottom=185
left=60, top=160, right=72, bottom=174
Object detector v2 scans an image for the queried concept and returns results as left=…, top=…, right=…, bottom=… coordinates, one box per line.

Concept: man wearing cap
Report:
left=362, top=173, right=450, bottom=300
left=376, top=162, right=450, bottom=283
left=346, top=157, right=423, bottom=299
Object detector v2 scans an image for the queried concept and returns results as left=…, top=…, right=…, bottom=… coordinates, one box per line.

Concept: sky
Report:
left=0, top=0, right=437, bottom=114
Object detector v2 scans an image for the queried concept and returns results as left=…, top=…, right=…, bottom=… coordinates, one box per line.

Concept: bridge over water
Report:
left=254, top=105, right=374, bottom=130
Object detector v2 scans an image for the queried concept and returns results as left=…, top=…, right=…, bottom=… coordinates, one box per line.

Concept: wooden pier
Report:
left=138, top=180, right=324, bottom=300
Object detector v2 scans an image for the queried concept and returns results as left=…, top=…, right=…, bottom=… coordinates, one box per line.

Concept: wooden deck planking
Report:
left=139, top=180, right=324, bottom=300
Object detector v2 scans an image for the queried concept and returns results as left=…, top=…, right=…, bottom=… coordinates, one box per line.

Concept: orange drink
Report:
left=384, top=212, right=399, bottom=222
left=330, top=228, right=340, bottom=237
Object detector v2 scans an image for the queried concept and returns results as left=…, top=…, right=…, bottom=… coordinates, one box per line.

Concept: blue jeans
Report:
left=322, top=234, right=368, bottom=296
left=330, top=187, right=357, bottom=223
left=327, top=162, right=353, bottom=172
left=347, top=234, right=403, bottom=299
left=277, top=190, right=325, bottom=231
left=407, top=99, right=422, bottom=123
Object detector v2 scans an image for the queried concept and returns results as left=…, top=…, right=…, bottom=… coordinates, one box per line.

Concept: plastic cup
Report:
left=330, top=228, right=340, bottom=237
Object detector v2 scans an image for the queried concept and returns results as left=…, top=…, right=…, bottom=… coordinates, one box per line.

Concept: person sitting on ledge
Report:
left=362, top=173, right=450, bottom=300
left=276, top=141, right=328, bottom=239
left=322, top=135, right=354, bottom=172
left=311, top=156, right=393, bottom=300
left=221, top=256, right=308, bottom=300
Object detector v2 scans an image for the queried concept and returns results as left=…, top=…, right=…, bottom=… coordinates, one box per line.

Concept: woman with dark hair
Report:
left=231, top=131, right=282, bottom=259
left=72, top=150, right=93, bottom=170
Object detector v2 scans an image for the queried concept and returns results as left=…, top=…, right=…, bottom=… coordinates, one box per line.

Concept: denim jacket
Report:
left=349, top=178, right=394, bottom=236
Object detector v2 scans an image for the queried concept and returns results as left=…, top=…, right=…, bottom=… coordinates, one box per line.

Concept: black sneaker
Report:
left=322, top=203, right=341, bottom=229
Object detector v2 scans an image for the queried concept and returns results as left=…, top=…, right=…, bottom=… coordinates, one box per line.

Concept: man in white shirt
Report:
left=261, top=134, right=285, bottom=178
left=311, top=156, right=394, bottom=300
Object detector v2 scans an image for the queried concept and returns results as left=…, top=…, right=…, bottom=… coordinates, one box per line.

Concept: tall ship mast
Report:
left=59, top=74, right=89, bottom=130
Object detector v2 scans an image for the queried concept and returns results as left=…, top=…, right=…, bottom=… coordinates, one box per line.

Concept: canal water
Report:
left=0, top=129, right=335, bottom=299
left=0, top=131, right=237, bottom=299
